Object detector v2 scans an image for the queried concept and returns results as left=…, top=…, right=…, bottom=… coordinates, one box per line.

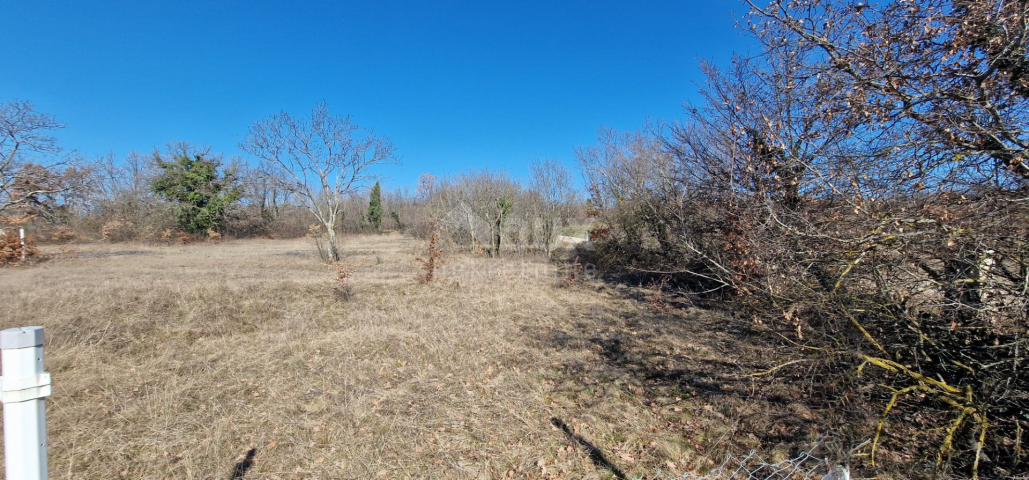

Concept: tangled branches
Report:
left=578, top=1, right=1029, bottom=476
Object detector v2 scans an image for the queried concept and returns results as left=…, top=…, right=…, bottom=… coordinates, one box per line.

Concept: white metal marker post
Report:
left=0, top=327, right=51, bottom=480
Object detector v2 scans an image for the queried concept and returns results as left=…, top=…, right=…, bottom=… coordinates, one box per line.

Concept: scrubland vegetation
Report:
left=2, top=0, right=1029, bottom=478
left=1, top=236, right=823, bottom=479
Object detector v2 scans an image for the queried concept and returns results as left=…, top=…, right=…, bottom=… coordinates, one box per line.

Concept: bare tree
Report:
left=577, top=126, right=683, bottom=266
left=429, top=169, right=522, bottom=256
left=0, top=100, right=84, bottom=224
left=83, top=150, right=177, bottom=238
left=731, top=3, right=1029, bottom=476
left=577, top=2, right=1028, bottom=475
left=465, top=169, right=520, bottom=257
left=240, top=102, right=396, bottom=261
left=528, top=159, right=577, bottom=256
left=93, top=151, right=160, bottom=203
left=232, top=159, right=294, bottom=221
left=747, top=0, right=1029, bottom=184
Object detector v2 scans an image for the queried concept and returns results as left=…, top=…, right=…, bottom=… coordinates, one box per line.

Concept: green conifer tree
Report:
left=367, top=181, right=383, bottom=231
left=152, top=153, right=242, bottom=234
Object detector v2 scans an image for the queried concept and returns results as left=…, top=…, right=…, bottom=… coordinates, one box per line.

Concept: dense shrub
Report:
left=151, top=153, right=242, bottom=234
left=0, top=230, right=40, bottom=265
left=578, top=1, right=1029, bottom=477
left=99, top=220, right=137, bottom=242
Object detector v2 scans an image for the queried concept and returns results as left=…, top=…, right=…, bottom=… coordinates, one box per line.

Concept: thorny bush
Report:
left=579, top=1, right=1029, bottom=477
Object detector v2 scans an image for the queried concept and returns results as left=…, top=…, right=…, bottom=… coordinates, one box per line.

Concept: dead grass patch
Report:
left=0, top=234, right=833, bottom=479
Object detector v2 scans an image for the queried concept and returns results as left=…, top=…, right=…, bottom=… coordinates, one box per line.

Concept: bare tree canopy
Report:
left=0, top=100, right=88, bottom=223
left=574, top=2, right=1029, bottom=476
left=240, top=102, right=396, bottom=261
left=747, top=0, right=1029, bottom=185
left=454, top=169, right=520, bottom=256
left=528, top=158, right=577, bottom=256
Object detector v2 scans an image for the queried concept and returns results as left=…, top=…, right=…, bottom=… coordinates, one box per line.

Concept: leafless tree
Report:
left=578, top=2, right=1029, bottom=476
left=93, top=151, right=159, bottom=202
left=380, top=186, right=415, bottom=231
left=240, top=102, right=396, bottom=261
left=232, top=159, right=294, bottom=221
left=528, top=158, right=577, bottom=256
left=0, top=100, right=90, bottom=228
left=459, top=169, right=520, bottom=257
left=86, top=150, right=170, bottom=231
left=747, top=0, right=1029, bottom=185
left=0, top=99, right=94, bottom=230
left=577, top=126, right=685, bottom=271
left=729, top=2, right=1029, bottom=476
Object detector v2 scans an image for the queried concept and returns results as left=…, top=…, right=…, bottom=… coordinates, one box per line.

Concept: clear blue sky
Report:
left=0, top=1, right=756, bottom=190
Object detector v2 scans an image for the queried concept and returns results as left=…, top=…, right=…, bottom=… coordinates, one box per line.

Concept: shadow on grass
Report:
left=531, top=289, right=823, bottom=453
left=551, top=417, right=627, bottom=479
left=229, top=448, right=257, bottom=480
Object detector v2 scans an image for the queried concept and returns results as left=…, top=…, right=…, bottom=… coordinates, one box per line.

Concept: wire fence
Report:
left=637, top=443, right=853, bottom=480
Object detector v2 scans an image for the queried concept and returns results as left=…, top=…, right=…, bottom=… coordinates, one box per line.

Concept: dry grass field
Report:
left=0, top=234, right=821, bottom=479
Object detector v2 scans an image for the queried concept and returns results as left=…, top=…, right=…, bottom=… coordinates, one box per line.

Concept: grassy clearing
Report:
left=0, top=235, right=819, bottom=479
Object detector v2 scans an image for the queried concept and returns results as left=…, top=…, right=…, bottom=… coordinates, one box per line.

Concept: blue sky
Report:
left=0, top=1, right=756, bottom=190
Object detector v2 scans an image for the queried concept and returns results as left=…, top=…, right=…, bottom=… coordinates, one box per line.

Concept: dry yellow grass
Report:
left=0, top=234, right=819, bottom=479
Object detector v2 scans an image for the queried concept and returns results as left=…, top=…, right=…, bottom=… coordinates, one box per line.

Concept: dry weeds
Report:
left=0, top=230, right=41, bottom=265
left=415, top=226, right=443, bottom=283
left=330, top=262, right=354, bottom=301
left=0, top=235, right=826, bottom=479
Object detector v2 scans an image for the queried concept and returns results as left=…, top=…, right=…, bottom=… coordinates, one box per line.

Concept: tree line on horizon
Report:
left=0, top=100, right=586, bottom=262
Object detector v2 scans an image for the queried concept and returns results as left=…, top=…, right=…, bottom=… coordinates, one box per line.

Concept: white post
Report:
left=0, top=327, right=50, bottom=480
left=19, top=229, right=25, bottom=261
